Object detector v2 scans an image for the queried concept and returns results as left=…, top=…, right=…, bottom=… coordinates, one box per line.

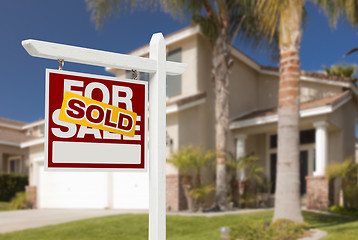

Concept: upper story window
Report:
left=124, top=48, right=182, bottom=98
left=125, top=71, right=149, bottom=82
left=167, top=48, right=182, bottom=98
left=39, top=124, right=45, bottom=136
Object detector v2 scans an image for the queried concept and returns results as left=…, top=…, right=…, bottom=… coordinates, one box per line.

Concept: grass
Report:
left=0, top=210, right=358, bottom=239
left=0, top=202, right=10, bottom=211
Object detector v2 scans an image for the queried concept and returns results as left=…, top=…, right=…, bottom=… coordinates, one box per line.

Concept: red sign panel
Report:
left=45, top=69, right=148, bottom=170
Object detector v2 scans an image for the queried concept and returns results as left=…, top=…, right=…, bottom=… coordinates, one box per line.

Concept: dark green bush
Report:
left=329, top=205, right=358, bottom=217
left=230, top=219, right=309, bottom=240
left=0, top=173, right=28, bottom=201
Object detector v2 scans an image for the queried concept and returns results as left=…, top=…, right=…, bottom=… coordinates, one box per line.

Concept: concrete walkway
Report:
left=0, top=209, right=147, bottom=234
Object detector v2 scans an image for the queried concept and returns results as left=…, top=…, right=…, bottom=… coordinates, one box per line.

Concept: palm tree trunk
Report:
left=273, top=1, right=304, bottom=223
left=213, top=28, right=231, bottom=210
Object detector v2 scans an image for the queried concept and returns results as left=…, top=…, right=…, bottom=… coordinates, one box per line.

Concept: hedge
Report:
left=0, top=173, right=28, bottom=201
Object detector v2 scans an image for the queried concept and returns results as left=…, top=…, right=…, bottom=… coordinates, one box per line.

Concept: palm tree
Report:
left=257, top=0, right=358, bottom=222
left=323, top=64, right=358, bottom=82
left=167, top=145, right=215, bottom=211
left=86, top=0, right=276, bottom=210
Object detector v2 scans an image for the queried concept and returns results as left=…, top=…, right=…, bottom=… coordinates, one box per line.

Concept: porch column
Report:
left=314, top=121, right=328, bottom=176
left=235, top=134, right=246, bottom=159
left=235, top=134, right=246, bottom=180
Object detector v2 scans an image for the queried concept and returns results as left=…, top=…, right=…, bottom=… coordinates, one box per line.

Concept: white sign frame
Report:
left=23, top=33, right=186, bottom=240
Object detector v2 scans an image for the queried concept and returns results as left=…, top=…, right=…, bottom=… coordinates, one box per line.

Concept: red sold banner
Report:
left=45, top=69, right=148, bottom=170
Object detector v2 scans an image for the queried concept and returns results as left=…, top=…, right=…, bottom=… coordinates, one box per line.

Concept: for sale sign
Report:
left=45, top=69, right=148, bottom=170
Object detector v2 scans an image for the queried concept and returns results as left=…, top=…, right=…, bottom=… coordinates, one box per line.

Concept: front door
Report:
left=270, top=150, right=308, bottom=195
left=300, top=151, right=308, bottom=195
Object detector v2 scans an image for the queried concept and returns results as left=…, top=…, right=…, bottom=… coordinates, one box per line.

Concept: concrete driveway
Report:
left=0, top=209, right=147, bottom=234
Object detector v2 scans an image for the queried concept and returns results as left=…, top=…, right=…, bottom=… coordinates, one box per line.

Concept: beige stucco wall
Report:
left=28, top=144, right=44, bottom=186
left=229, top=58, right=258, bottom=118
left=245, top=134, right=267, bottom=170
left=166, top=112, right=179, bottom=175
left=340, top=101, right=357, bottom=161
left=168, top=35, right=198, bottom=100
left=300, top=81, right=342, bottom=102
left=0, top=145, right=29, bottom=174
left=257, top=74, right=278, bottom=110
left=328, top=100, right=357, bottom=163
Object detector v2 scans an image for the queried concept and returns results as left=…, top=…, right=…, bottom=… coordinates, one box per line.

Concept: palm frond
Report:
left=314, top=0, right=358, bottom=28
left=86, top=0, right=158, bottom=28
left=322, top=63, right=358, bottom=79
left=344, top=48, right=358, bottom=58
left=160, top=0, right=206, bottom=19
left=192, top=15, right=219, bottom=44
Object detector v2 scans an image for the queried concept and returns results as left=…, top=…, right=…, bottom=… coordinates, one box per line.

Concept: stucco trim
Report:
left=166, top=98, right=206, bottom=115
left=0, top=123, right=22, bottom=130
left=230, top=94, right=351, bottom=130
left=300, top=75, right=351, bottom=88
left=22, top=119, right=45, bottom=130
left=21, top=138, right=44, bottom=148
left=0, top=140, right=20, bottom=147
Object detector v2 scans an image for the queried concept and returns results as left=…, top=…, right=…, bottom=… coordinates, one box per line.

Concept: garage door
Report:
left=38, top=164, right=108, bottom=209
left=37, top=163, right=149, bottom=209
left=112, top=172, right=149, bottom=209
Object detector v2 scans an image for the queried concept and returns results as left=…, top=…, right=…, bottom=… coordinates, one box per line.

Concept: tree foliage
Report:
left=323, top=64, right=358, bottom=82
left=326, top=158, right=358, bottom=209
left=167, top=145, right=215, bottom=211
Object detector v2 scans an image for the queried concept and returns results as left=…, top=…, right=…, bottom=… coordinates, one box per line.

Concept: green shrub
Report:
left=10, top=192, right=32, bottom=210
left=230, top=219, right=309, bottom=240
left=0, top=173, right=28, bottom=201
left=326, top=158, right=358, bottom=209
left=329, top=205, right=358, bottom=217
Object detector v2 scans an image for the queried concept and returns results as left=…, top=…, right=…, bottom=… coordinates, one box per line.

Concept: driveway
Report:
left=0, top=209, right=147, bottom=234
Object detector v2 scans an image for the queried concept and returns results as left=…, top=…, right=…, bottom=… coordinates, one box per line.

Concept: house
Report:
left=3, top=26, right=357, bottom=210
left=109, top=26, right=358, bottom=211
left=0, top=118, right=43, bottom=174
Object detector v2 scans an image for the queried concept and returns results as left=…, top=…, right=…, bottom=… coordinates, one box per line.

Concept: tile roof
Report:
left=0, top=118, right=27, bottom=128
left=0, top=128, right=40, bottom=145
left=233, top=90, right=351, bottom=122
left=167, top=92, right=206, bottom=106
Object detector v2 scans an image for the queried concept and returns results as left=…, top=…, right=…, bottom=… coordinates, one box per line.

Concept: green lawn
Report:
left=0, top=202, right=10, bottom=211
left=0, top=210, right=357, bottom=240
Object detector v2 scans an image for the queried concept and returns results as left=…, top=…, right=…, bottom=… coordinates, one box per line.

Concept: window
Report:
left=269, top=135, right=277, bottom=149
left=125, top=48, right=182, bottom=98
left=300, top=129, right=315, bottom=145
left=166, top=48, right=182, bottom=97
left=8, top=156, right=21, bottom=173
left=269, top=129, right=315, bottom=149
left=125, top=70, right=149, bottom=82
left=39, top=125, right=45, bottom=136
left=270, top=153, right=277, bottom=194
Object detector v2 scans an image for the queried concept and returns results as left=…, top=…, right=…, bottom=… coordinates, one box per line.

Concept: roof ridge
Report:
left=261, top=65, right=353, bottom=83
left=0, top=117, right=27, bottom=126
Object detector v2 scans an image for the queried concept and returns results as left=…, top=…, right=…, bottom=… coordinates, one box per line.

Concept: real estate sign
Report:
left=45, top=69, right=148, bottom=170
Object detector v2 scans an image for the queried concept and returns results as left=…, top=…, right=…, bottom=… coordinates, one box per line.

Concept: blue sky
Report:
left=1, top=1, right=358, bottom=123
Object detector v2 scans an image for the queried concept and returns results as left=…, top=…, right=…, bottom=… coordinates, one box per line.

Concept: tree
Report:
left=323, top=64, right=358, bottom=82
left=167, top=145, right=215, bottom=212
left=86, top=0, right=276, bottom=210
left=257, top=0, right=358, bottom=222
left=326, top=158, right=358, bottom=209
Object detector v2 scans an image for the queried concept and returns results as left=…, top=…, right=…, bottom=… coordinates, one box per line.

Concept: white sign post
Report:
left=22, top=33, right=186, bottom=240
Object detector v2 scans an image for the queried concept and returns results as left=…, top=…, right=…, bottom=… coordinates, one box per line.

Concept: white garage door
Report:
left=38, top=164, right=108, bottom=209
left=113, top=172, right=149, bottom=209
left=37, top=163, right=149, bottom=209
